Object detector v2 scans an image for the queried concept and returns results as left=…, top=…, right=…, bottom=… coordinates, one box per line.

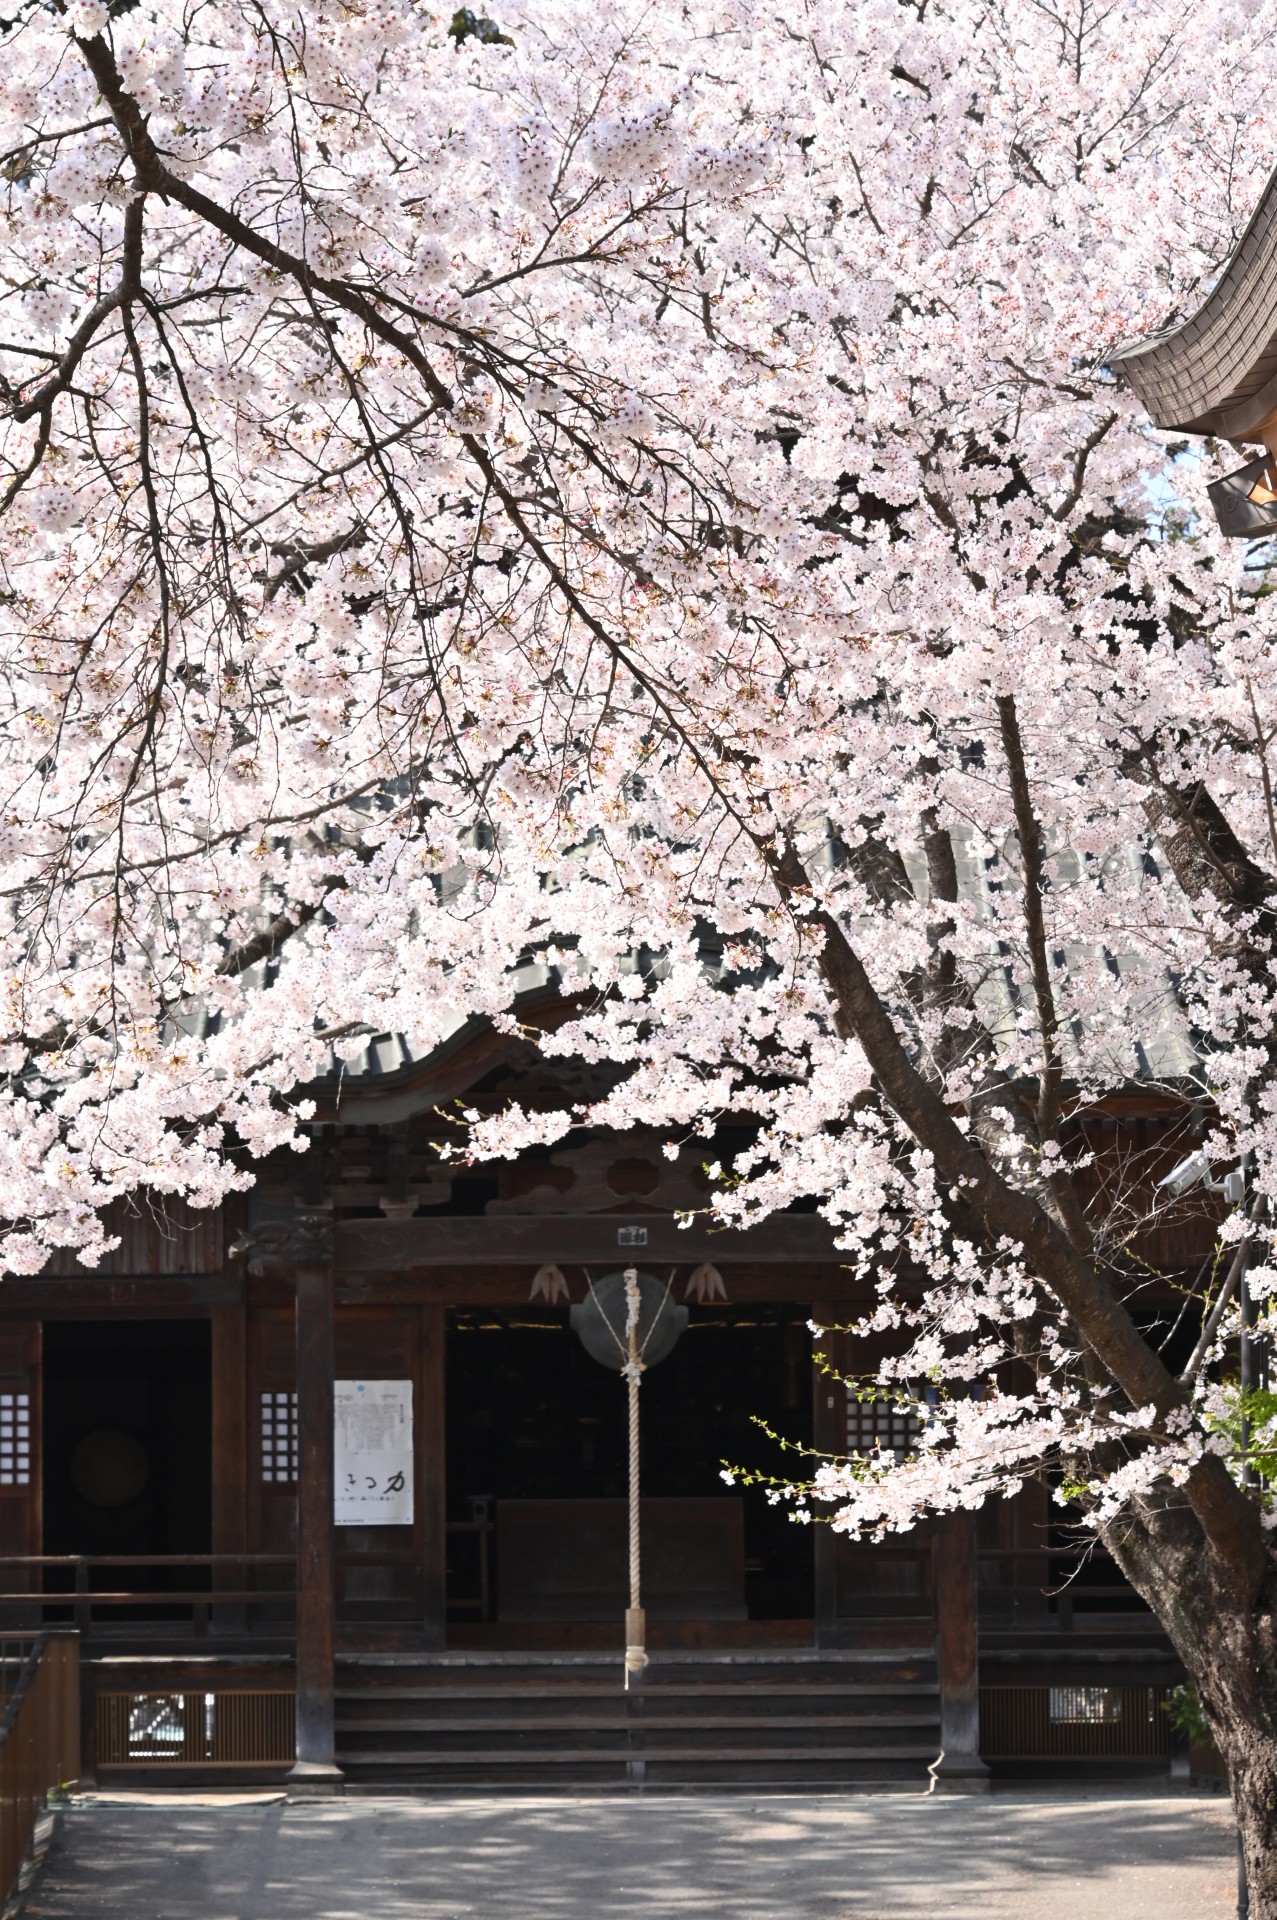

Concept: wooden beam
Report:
left=334, top=1212, right=841, bottom=1272
left=0, top=1276, right=242, bottom=1315
left=930, top=1511, right=990, bottom=1793
left=288, top=1217, right=343, bottom=1796
left=333, top=1266, right=854, bottom=1309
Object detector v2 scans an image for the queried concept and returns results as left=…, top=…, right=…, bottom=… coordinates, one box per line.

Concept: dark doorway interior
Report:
left=43, top=1320, right=211, bottom=1600
left=447, top=1306, right=814, bottom=1620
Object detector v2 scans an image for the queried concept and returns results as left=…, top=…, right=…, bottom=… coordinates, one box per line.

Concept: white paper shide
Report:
left=334, top=1380, right=414, bottom=1525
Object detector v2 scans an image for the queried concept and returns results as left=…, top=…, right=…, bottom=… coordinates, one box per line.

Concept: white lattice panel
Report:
left=846, top=1397, right=920, bottom=1463
left=260, top=1391, right=297, bottom=1484
left=0, top=1392, right=30, bottom=1486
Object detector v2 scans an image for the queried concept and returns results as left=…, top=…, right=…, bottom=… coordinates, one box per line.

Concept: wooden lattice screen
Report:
left=980, top=1685, right=1172, bottom=1759
left=96, top=1691, right=295, bottom=1766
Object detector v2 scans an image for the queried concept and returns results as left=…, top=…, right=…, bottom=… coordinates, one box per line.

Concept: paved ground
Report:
left=22, top=1790, right=1239, bottom=1920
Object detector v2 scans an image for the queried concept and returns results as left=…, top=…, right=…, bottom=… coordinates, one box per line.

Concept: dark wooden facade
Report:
left=0, top=1036, right=1211, bottom=1788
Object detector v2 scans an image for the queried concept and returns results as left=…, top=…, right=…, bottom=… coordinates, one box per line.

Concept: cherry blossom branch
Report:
left=11, top=194, right=143, bottom=424
left=768, top=837, right=1264, bottom=1594
left=1051, top=411, right=1118, bottom=521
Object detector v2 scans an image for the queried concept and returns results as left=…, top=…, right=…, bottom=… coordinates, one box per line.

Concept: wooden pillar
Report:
left=288, top=1212, right=344, bottom=1795
left=811, top=1306, right=841, bottom=1646
left=930, top=1510, right=990, bottom=1792
left=210, top=1299, right=247, bottom=1635
left=420, top=1306, right=447, bottom=1649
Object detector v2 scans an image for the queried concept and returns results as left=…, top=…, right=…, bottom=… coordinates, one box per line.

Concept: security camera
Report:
left=1157, top=1151, right=1243, bottom=1201
left=1158, top=1151, right=1212, bottom=1197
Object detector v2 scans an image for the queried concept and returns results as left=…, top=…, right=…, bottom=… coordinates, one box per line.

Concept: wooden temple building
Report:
left=0, top=995, right=1209, bottom=1793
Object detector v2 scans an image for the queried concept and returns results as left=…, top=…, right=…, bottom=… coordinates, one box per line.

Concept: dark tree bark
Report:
left=1106, top=1498, right=1277, bottom=1907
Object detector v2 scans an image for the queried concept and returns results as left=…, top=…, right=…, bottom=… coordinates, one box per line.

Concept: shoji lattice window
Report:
left=0, top=1392, right=30, bottom=1486
left=846, top=1397, right=921, bottom=1463
left=1049, top=1686, right=1124, bottom=1725
left=259, top=1392, right=297, bottom=1484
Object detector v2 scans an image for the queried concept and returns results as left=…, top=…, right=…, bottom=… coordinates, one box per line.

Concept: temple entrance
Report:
left=445, top=1305, right=813, bottom=1643
left=42, top=1319, right=212, bottom=1608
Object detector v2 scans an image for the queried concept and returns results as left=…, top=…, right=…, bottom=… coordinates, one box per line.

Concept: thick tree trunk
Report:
left=1195, top=1610, right=1277, bottom=1912
left=1225, top=1706, right=1277, bottom=1914
left=1105, top=1505, right=1277, bottom=1914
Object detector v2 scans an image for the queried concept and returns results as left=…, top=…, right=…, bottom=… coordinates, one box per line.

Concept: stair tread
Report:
left=335, top=1683, right=937, bottom=1701
left=338, top=1652, right=932, bottom=1665
left=337, top=1745, right=938, bottom=1765
left=337, top=1714, right=940, bottom=1733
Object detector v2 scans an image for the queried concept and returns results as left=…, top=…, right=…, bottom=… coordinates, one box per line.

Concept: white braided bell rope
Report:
left=623, top=1268, right=647, bottom=1683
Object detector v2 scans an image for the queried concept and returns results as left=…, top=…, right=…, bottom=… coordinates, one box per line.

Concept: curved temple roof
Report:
left=1111, top=163, right=1277, bottom=444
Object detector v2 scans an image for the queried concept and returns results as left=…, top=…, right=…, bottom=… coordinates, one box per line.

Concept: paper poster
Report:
left=334, top=1380, right=414, bottom=1525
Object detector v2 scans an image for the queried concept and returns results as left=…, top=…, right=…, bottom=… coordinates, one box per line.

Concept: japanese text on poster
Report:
left=334, top=1380, right=414, bottom=1525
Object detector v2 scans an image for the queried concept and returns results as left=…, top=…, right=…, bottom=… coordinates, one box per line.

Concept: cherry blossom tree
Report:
left=6, top=0, right=1277, bottom=1889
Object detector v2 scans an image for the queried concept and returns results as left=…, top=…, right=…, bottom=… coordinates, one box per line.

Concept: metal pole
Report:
left=623, top=1268, right=646, bottom=1690
left=1240, top=1263, right=1257, bottom=1487
left=1239, top=1253, right=1255, bottom=1920
left=1237, top=1179, right=1259, bottom=1916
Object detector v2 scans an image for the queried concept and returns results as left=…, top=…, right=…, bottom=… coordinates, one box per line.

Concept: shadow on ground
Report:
left=22, top=1791, right=1239, bottom=1920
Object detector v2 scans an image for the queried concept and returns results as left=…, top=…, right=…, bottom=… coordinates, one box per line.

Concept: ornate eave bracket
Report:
left=230, top=1204, right=335, bottom=1277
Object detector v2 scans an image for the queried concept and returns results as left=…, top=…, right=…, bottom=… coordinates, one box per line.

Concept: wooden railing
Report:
left=0, top=1539, right=1157, bottom=1637
left=830, top=1540, right=1158, bottom=1626
left=0, top=1634, right=79, bottom=1907
left=0, top=1549, right=455, bottom=1632
left=0, top=1555, right=297, bottom=1633
left=975, top=1546, right=1158, bottom=1628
